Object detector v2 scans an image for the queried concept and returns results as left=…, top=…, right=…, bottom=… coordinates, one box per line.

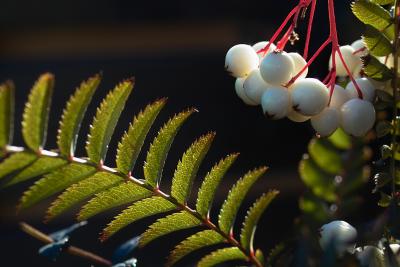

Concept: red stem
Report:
left=327, top=0, right=363, bottom=99
left=303, top=0, right=316, bottom=60
left=287, top=37, right=332, bottom=86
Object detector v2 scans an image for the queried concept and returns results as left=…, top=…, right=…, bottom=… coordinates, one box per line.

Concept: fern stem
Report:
left=19, top=222, right=112, bottom=266
left=6, top=146, right=263, bottom=267
left=391, top=0, right=400, bottom=196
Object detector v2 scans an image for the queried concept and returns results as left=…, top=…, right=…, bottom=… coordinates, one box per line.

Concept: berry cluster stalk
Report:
left=391, top=0, right=400, bottom=196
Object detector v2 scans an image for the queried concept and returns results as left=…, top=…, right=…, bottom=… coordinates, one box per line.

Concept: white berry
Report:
left=330, top=84, right=350, bottom=109
left=290, top=78, right=329, bottom=116
left=329, top=45, right=362, bottom=76
left=355, top=246, right=384, bottom=267
left=319, top=220, right=357, bottom=256
left=287, top=108, right=310, bottom=122
left=288, top=52, right=308, bottom=79
left=252, top=41, right=276, bottom=61
left=243, top=69, right=269, bottom=104
left=261, top=86, right=291, bottom=119
left=260, top=52, right=294, bottom=86
left=345, top=78, right=376, bottom=102
left=235, top=78, right=257, bottom=106
left=351, top=39, right=368, bottom=57
left=311, top=107, right=340, bottom=137
left=225, top=44, right=259, bottom=78
left=340, top=99, right=376, bottom=137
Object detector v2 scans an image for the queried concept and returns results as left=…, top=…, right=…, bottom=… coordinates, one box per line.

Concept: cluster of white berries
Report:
left=225, top=40, right=377, bottom=137
left=319, top=220, right=400, bottom=266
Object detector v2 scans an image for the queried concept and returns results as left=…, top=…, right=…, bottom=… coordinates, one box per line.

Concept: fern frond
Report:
left=3, top=156, right=67, bottom=187
left=19, top=163, right=96, bottom=210
left=140, top=211, right=202, bottom=247
left=171, top=133, right=215, bottom=204
left=198, top=247, right=247, bottom=267
left=196, top=153, right=239, bottom=218
left=0, top=74, right=279, bottom=267
left=0, top=81, right=14, bottom=149
left=166, top=230, right=224, bottom=267
left=78, top=182, right=152, bottom=221
left=218, top=167, right=268, bottom=234
left=240, top=191, right=279, bottom=252
left=86, top=79, right=134, bottom=163
left=0, top=152, right=37, bottom=180
left=102, top=196, right=176, bottom=240
left=22, top=73, right=54, bottom=151
left=116, top=98, right=166, bottom=174
left=57, top=74, right=101, bottom=157
left=46, top=172, right=122, bottom=221
left=143, top=109, right=195, bottom=187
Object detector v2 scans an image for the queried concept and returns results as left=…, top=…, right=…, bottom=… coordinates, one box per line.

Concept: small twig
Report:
left=19, top=222, right=112, bottom=266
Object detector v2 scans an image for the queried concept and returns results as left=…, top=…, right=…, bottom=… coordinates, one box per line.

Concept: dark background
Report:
left=0, top=1, right=365, bottom=266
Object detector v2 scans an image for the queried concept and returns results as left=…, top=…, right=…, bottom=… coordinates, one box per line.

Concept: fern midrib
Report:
left=4, top=146, right=263, bottom=267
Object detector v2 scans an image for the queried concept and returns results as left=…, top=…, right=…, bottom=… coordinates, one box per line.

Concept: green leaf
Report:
left=352, top=0, right=394, bottom=40
left=218, top=167, right=267, bottom=234
left=166, top=230, right=224, bottom=267
left=102, top=196, right=176, bottom=240
left=143, top=109, right=195, bottom=187
left=299, top=156, right=337, bottom=202
left=46, top=172, right=122, bottom=221
left=375, top=120, right=393, bottom=137
left=86, top=79, right=134, bottom=163
left=140, top=211, right=201, bottom=247
left=240, top=191, right=279, bottom=252
left=363, top=55, right=394, bottom=81
left=255, top=249, right=265, bottom=265
left=328, top=128, right=352, bottom=150
left=3, top=156, right=67, bottom=187
left=196, top=153, right=239, bottom=218
left=198, top=247, right=247, bottom=267
left=19, top=163, right=96, bottom=210
left=308, top=139, right=342, bottom=174
left=363, top=25, right=392, bottom=56
left=0, top=152, right=37, bottom=180
left=171, top=133, right=215, bottom=204
left=371, top=0, right=394, bottom=5
left=0, top=81, right=14, bottom=148
left=57, top=74, right=101, bottom=157
left=378, top=191, right=391, bottom=207
left=299, top=194, right=330, bottom=222
left=78, top=181, right=152, bottom=221
left=22, top=73, right=54, bottom=151
left=116, top=99, right=166, bottom=174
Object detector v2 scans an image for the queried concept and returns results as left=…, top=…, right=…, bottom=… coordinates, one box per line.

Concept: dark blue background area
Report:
left=0, top=1, right=368, bottom=266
